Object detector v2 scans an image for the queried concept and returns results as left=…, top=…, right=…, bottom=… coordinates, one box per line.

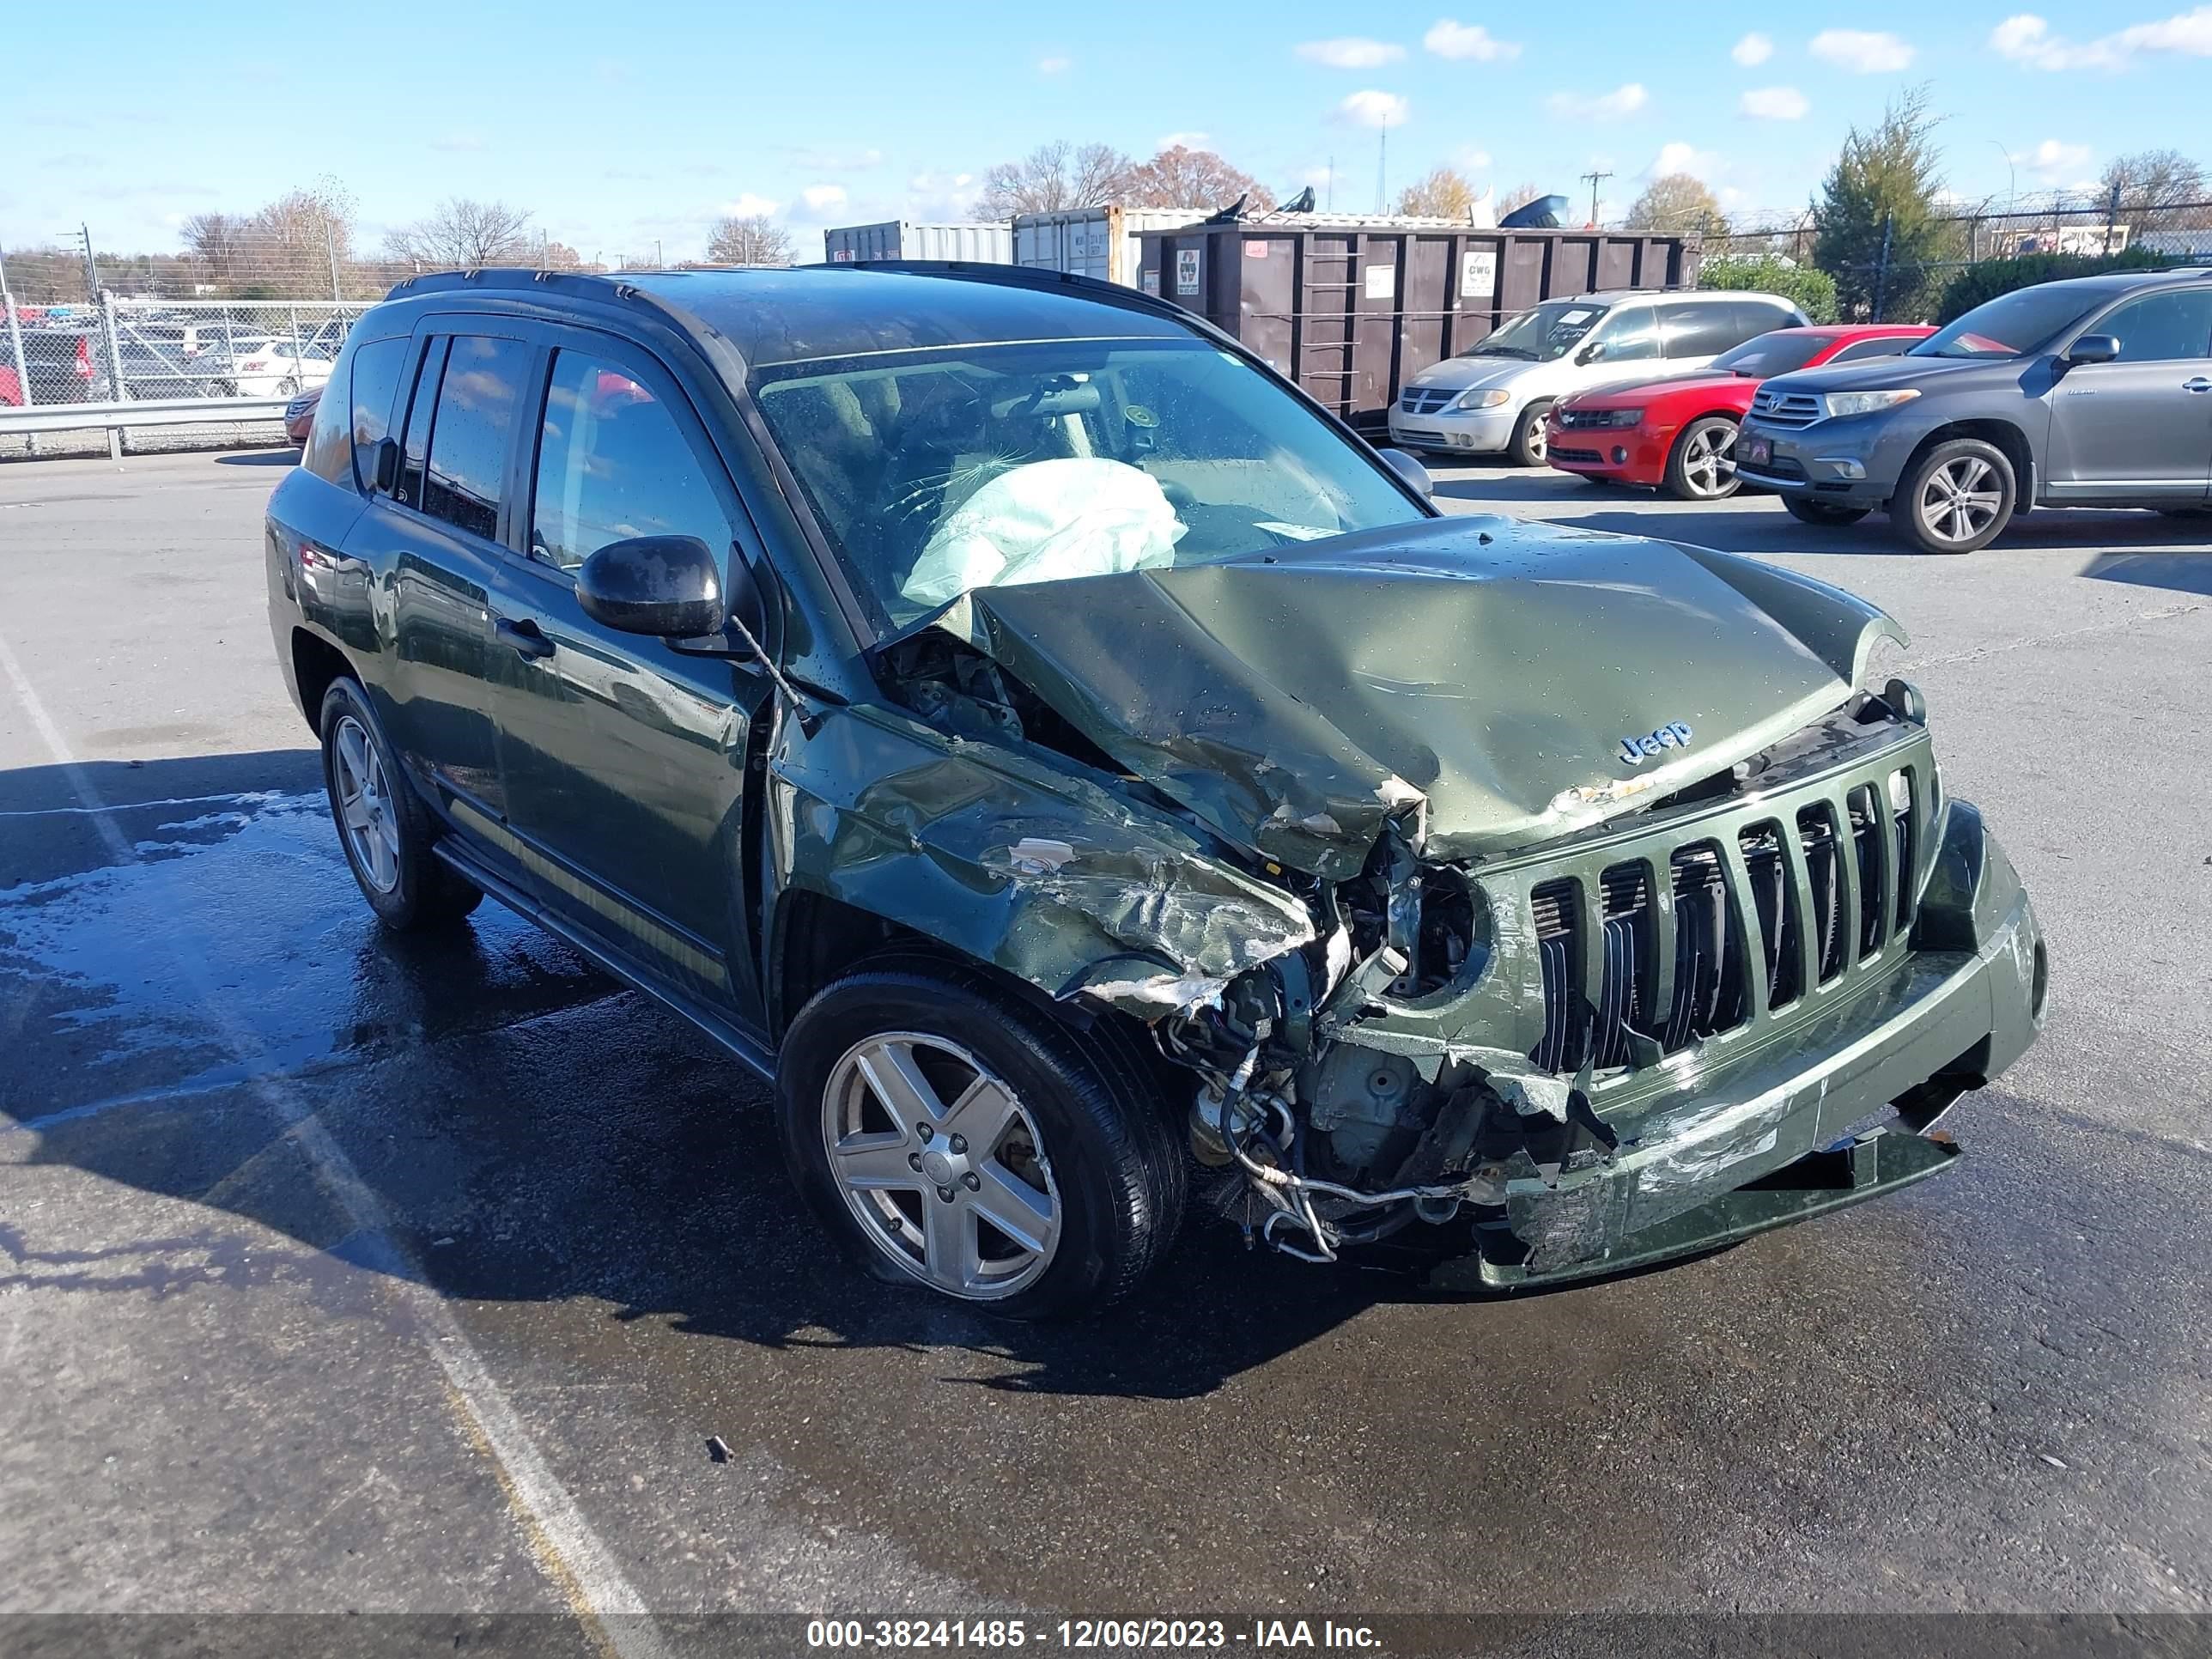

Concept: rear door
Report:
left=347, top=324, right=536, bottom=824
left=486, top=325, right=773, bottom=1024
left=2045, top=285, right=2212, bottom=501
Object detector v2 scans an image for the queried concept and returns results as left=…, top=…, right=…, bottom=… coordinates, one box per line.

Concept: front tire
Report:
left=319, top=678, right=482, bottom=931
left=777, top=959, right=1185, bottom=1319
left=1665, top=416, right=1741, bottom=501
left=1896, top=438, right=2014, bottom=554
left=1508, top=401, right=1552, bottom=467
left=1783, top=495, right=1871, bottom=527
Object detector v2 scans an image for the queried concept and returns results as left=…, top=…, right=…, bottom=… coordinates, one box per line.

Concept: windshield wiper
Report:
left=1470, top=344, right=1536, bottom=360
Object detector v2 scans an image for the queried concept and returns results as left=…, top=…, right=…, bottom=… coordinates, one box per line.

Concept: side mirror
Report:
left=1376, top=446, right=1434, bottom=498
left=576, top=535, right=729, bottom=639
left=369, top=436, right=399, bottom=494
left=1580, top=339, right=1607, bottom=363
left=2065, top=333, right=2120, bottom=366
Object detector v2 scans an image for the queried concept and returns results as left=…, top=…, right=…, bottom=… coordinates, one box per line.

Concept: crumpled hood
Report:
left=927, top=515, right=1905, bottom=877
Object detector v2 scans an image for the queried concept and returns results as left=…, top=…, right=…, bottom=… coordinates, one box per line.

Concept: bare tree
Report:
left=1498, top=181, right=1546, bottom=214
left=1396, top=167, right=1479, bottom=218
left=387, top=198, right=538, bottom=270
left=1624, top=173, right=1728, bottom=235
left=705, top=215, right=794, bottom=266
left=978, top=142, right=1133, bottom=216
left=181, top=212, right=254, bottom=289
left=2100, top=149, right=2207, bottom=229
left=1119, top=146, right=1273, bottom=213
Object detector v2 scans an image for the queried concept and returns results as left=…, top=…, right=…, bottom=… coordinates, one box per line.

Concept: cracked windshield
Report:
left=750, top=337, right=1425, bottom=627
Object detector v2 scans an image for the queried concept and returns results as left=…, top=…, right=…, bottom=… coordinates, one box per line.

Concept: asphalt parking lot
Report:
left=3, top=450, right=2209, bottom=1648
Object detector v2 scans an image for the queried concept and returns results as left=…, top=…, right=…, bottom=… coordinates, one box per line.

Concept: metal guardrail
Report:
left=0, top=394, right=293, bottom=458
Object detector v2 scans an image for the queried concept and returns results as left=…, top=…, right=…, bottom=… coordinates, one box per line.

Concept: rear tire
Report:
left=1664, top=416, right=1741, bottom=501
left=319, top=678, right=482, bottom=932
left=777, top=958, right=1185, bottom=1320
left=1507, top=402, right=1552, bottom=467
left=1783, top=495, right=1871, bottom=526
left=1895, top=438, right=2014, bottom=555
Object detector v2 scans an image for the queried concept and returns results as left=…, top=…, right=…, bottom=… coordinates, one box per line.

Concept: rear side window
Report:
left=528, top=349, right=730, bottom=572
left=346, top=337, right=409, bottom=491
left=418, top=335, right=532, bottom=539
left=1825, top=335, right=1917, bottom=366
left=1660, top=301, right=1748, bottom=359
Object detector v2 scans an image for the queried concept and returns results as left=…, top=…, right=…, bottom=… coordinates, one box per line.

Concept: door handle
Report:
left=2184, top=378, right=2212, bottom=393
left=495, top=617, right=555, bottom=660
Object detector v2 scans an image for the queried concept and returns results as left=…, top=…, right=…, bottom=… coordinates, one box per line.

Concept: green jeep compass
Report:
left=266, top=264, right=2045, bottom=1316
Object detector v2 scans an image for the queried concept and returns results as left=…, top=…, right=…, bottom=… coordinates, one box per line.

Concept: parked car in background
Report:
left=1735, top=269, right=2212, bottom=552
left=215, top=338, right=337, bottom=398
left=1388, top=289, right=1808, bottom=465
left=284, top=386, right=321, bottom=445
left=1547, top=325, right=1935, bottom=500
left=0, top=331, right=106, bottom=405
left=264, top=263, right=2043, bottom=1316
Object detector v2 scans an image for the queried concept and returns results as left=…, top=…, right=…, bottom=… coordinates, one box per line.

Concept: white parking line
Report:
left=0, top=629, right=672, bottom=1659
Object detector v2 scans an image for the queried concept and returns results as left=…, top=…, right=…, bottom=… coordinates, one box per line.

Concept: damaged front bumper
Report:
left=1437, top=805, right=2045, bottom=1288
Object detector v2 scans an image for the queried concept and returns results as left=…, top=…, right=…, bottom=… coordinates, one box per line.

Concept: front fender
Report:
left=765, top=704, right=1315, bottom=1020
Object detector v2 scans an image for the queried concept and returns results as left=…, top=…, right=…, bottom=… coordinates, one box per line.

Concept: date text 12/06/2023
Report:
left=805, top=1619, right=1382, bottom=1650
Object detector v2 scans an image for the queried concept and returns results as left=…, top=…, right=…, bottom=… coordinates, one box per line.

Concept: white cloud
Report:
left=1740, top=85, right=1809, bottom=119
left=431, top=131, right=484, bottom=153
left=1157, top=131, right=1212, bottom=150
left=1036, top=54, right=1071, bottom=74
left=1423, top=20, right=1521, bottom=62
left=1731, top=33, right=1774, bottom=66
left=2014, top=137, right=2094, bottom=179
left=720, top=192, right=782, bottom=217
left=1297, top=37, right=1405, bottom=69
left=1808, top=29, right=1916, bottom=72
left=1546, top=82, right=1649, bottom=121
left=1455, top=145, right=1493, bottom=172
left=1334, top=89, right=1410, bottom=128
left=1651, top=142, right=1719, bottom=179
left=799, top=185, right=848, bottom=213
left=1990, top=9, right=2212, bottom=70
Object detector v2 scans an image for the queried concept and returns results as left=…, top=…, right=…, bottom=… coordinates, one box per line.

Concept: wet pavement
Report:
left=2, top=452, right=2209, bottom=1641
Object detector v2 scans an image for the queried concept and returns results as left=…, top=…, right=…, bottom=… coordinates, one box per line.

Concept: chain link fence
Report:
left=1713, top=193, right=2212, bottom=321
left=3, top=295, right=373, bottom=459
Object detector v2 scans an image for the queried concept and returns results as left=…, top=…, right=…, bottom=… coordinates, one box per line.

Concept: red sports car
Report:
left=1546, top=324, right=1936, bottom=500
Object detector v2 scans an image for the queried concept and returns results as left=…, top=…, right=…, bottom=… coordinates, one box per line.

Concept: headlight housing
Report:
left=1577, top=406, right=1644, bottom=428
left=1452, top=387, right=1512, bottom=411
left=1822, top=387, right=1921, bottom=418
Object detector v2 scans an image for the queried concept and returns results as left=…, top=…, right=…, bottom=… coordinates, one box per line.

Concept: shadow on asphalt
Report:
left=3, top=751, right=1581, bottom=1401
left=211, top=449, right=301, bottom=467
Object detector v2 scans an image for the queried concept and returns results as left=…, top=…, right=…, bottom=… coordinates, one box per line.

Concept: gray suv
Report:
left=1735, top=270, right=2212, bottom=552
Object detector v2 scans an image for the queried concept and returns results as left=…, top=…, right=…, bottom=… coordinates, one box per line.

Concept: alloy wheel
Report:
left=1917, top=455, right=2003, bottom=546
left=822, top=1033, right=1060, bottom=1300
left=1680, top=423, right=1738, bottom=497
left=331, top=714, right=401, bottom=893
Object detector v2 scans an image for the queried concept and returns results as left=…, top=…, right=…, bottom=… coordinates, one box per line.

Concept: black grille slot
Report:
left=1528, top=880, right=1581, bottom=1073
left=1663, top=843, right=1747, bottom=1051
left=1848, top=786, right=1886, bottom=956
left=1593, top=864, right=1653, bottom=1068
left=1738, top=823, right=1801, bottom=1010
left=1797, top=805, right=1845, bottom=982
left=1890, top=769, right=1917, bottom=932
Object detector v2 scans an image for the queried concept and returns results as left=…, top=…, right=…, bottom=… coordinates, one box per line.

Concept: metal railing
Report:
left=3, top=294, right=368, bottom=456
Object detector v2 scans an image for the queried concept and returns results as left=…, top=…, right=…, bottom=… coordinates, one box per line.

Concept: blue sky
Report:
left=4, top=2, right=2208, bottom=263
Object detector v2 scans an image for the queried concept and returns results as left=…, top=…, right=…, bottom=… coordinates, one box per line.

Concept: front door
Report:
left=352, top=327, right=537, bottom=823
left=2046, top=286, right=2212, bottom=501
left=487, top=330, right=772, bottom=1024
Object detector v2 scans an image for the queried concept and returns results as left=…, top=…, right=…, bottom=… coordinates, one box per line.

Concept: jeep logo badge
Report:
left=1618, top=722, right=1694, bottom=766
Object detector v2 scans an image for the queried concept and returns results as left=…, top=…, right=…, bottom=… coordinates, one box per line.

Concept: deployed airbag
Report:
left=901, top=458, right=1186, bottom=608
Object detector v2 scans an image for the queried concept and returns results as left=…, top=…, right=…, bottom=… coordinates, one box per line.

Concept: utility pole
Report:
left=1376, top=130, right=1387, bottom=215
left=77, top=224, right=101, bottom=300
left=1579, top=170, right=1613, bottom=228
left=326, top=223, right=341, bottom=301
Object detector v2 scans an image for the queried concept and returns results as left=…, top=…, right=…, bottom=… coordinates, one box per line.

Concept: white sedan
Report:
left=214, top=339, right=337, bottom=398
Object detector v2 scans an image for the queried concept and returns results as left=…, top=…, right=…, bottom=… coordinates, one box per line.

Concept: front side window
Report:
left=420, top=335, right=531, bottom=540
left=750, top=336, right=1426, bottom=628
left=1587, top=306, right=1660, bottom=363
left=1459, top=299, right=1613, bottom=362
left=529, top=350, right=732, bottom=573
left=2095, top=289, right=2212, bottom=362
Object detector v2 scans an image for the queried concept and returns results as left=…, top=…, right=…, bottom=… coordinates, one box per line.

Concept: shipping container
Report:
left=1012, top=206, right=1207, bottom=288
left=1136, top=216, right=1702, bottom=428
left=821, top=221, right=1013, bottom=265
